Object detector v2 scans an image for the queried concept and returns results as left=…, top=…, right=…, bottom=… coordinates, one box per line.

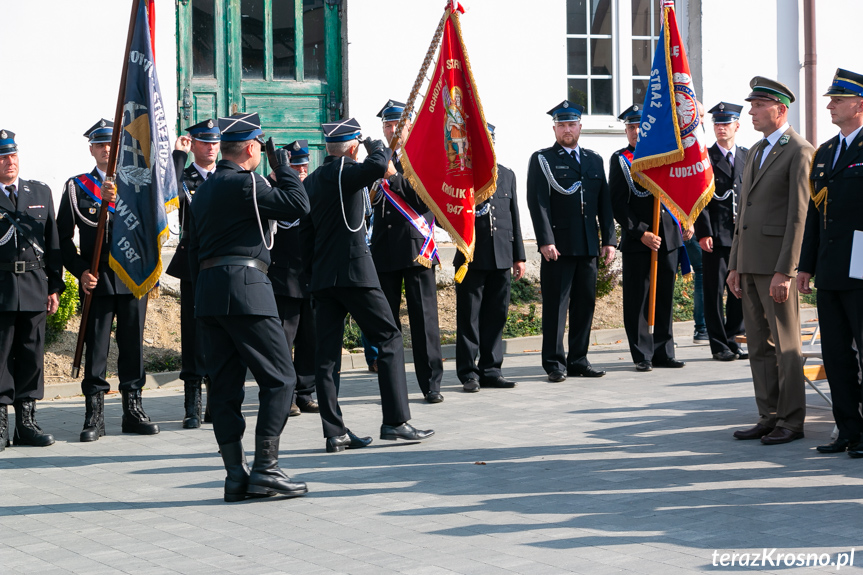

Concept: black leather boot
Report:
left=0, top=404, right=8, bottom=452
left=121, top=390, right=160, bottom=435
left=80, top=392, right=106, bottom=442
left=247, top=436, right=308, bottom=498
left=202, top=376, right=213, bottom=423
left=219, top=441, right=254, bottom=502
left=182, top=380, right=202, bottom=429
left=12, top=400, right=54, bottom=446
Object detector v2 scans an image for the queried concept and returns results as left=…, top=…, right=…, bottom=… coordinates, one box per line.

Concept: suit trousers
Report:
left=456, top=267, right=511, bottom=382
left=179, top=279, right=206, bottom=383
left=702, top=247, right=744, bottom=354
left=817, top=288, right=863, bottom=440
left=622, top=249, right=678, bottom=364
left=0, top=311, right=46, bottom=404
left=378, top=267, right=443, bottom=395
left=313, top=287, right=411, bottom=438
left=198, top=314, right=296, bottom=446
left=540, top=255, right=597, bottom=373
left=82, top=294, right=147, bottom=396
left=275, top=294, right=316, bottom=400
left=740, top=273, right=805, bottom=431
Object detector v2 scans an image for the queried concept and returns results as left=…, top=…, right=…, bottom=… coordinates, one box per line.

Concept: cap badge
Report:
left=293, top=142, right=300, bottom=151
left=207, top=120, right=214, bottom=128
left=563, top=102, right=569, bottom=108
left=633, top=105, right=639, bottom=111
left=0, top=131, right=6, bottom=139
left=100, top=120, right=106, bottom=128
left=719, top=103, right=725, bottom=110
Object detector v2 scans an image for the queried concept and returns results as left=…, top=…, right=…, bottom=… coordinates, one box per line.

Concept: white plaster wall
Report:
left=0, top=0, right=179, bottom=208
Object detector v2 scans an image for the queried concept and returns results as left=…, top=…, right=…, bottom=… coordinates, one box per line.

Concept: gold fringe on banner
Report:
left=415, top=255, right=433, bottom=268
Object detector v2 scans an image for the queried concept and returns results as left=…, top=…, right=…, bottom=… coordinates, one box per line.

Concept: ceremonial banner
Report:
left=109, top=0, right=178, bottom=298
left=401, top=3, right=496, bottom=282
left=630, top=0, right=714, bottom=229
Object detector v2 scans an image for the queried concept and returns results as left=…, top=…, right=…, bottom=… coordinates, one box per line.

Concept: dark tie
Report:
left=6, top=185, right=16, bottom=210
left=571, top=149, right=579, bottom=164
left=726, top=151, right=733, bottom=168
left=834, top=138, right=848, bottom=169
left=754, top=139, right=768, bottom=170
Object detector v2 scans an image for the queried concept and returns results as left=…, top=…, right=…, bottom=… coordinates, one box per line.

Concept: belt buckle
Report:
left=14, top=261, right=25, bottom=273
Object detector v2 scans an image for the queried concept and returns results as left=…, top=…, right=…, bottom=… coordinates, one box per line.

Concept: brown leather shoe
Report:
left=761, top=426, right=804, bottom=445
left=733, top=423, right=774, bottom=440
left=288, top=403, right=301, bottom=417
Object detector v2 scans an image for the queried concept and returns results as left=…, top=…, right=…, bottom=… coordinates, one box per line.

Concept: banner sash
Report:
left=378, top=179, right=439, bottom=267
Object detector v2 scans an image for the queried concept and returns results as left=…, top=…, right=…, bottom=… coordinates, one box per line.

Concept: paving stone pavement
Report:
left=2, top=340, right=863, bottom=574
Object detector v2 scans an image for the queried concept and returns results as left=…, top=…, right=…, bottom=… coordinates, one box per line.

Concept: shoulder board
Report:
left=581, top=148, right=598, bottom=158
left=538, top=146, right=554, bottom=154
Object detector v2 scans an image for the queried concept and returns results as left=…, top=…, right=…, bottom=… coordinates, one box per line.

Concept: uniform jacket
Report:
left=166, top=150, right=209, bottom=281
left=526, top=142, right=615, bottom=257
left=57, top=168, right=131, bottom=296
left=608, top=146, right=682, bottom=254
left=453, top=164, right=526, bottom=270
left=0, top=178, right=63, bottom=312
left=370, top=155, right=436, bottom=272
left=188, top=160, right=309, bottom=317
left=695, top=143, right=749, bottom=247
left=269, top=222, right=307, bottom=299
left=729, top=127, right=814, bottom=277
left=302, top=148, right=390, bottom=291
left=799, top=129, right=863, bottom=290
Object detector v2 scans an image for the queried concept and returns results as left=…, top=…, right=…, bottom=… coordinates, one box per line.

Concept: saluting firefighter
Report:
left=0, top=130, right=63, bottom=451
left=188, top=113, right=310, bottom=501
left=58, top=120, right=159, bottom=442
left=268, top=139, right=319, bottom=418
left=694, top=103, right=749, bottom=362
left=301, top=118, right=435, bottom=454
left=609, top=105, right=688, bottom=372
left=370, top=100, right=444, bottom=404
left=799, top=68, right=863, bottom=456
left=526, top=101, right=616, bottom=383
left=456, top=123, right=526, bottom=392
left=170, top=118, right=220, bottom=428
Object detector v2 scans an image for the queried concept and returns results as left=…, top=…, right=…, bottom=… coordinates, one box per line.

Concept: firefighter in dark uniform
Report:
left=302, top=118, right=434, bottom=453
left=188, top=112, right=309, bottom=501
left=798, top=68, right=863, bottom=456
left=370, top=100, right=444, bottom=403
left=695, top=103, right=749, bottom=361
left=169, top=118, right=220, bottom=428
left=0, top=130, right=63, bottom=451
left=609, top=105, right=688, bottom=372
left=58, top=120, right=159, bottom=441
left=456, top=123, right=526, bottom=392
left=526, top=101, right=616, bottom=383
left=268, top=139, right=319, bottom=417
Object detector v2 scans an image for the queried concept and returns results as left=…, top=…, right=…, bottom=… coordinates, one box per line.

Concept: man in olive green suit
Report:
left=727, top=77, right=815, bottom=445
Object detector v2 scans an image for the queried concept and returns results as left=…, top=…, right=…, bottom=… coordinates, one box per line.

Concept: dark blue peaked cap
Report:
left=377, top=100, right=410, bottom=122
left=322, top=118, right=362, bottom=142
left=219, top=113, right=263, bottom=142
left=618, top=104, right=642, bottom=124
left=825, top=68, right=863, bottom=98
left=85, top=119, right=114, bottom=144
left=547, top=100, right=583, bottom=122
left=287, top=140, right=309, bottom=165
left=186, top=118, right=221, bottom=141
left=0, top=129, right=17, bottom=156
left=708, top=102, right=743, bottom=123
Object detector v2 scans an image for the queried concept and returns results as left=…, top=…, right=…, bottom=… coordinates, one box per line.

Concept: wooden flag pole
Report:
left=647, top=196, right=661, bottom=335
left=71, top=0, right=140, bottom=378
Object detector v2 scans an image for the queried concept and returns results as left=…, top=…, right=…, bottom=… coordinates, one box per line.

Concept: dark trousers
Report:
left=198, top=314, right=296, bottom=446
left=378, top=267, right=443, bottom=395
left=275, top=294, right=316, bottom=401
left=622, top=249, right=678, bottom=364
left=540, top=255, right=597, bottom=374
left=456, top=267, right=511, bottom=382
left=0, top=311, right=46, bottom=405
left=82, top=294, right=147, bottom=396
left=817, top=288, right=863, bottom=440
left=684, top=239, right=705, bottom=332
left=702, top=246, right=744, bottom=354
left=179, top=279, right=206, bottom=383
left=313, top=287, right=411, bottom=438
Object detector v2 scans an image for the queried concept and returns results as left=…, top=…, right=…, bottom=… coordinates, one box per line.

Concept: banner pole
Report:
left=71, top=0, right=139, bottom=378
left=647, top=195, right=660, bottom=335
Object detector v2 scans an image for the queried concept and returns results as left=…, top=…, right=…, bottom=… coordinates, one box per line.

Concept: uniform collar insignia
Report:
left=779, top=134, right=790, bottom=146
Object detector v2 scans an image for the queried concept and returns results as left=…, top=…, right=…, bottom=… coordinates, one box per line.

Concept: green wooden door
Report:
left=177, top=0, right=342, bottom=168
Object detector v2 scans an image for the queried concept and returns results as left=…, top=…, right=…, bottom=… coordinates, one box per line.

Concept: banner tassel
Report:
left=454, top=263, right=469, bottom=284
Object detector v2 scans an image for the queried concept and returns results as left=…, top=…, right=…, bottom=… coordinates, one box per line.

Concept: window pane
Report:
left=566, top=0, right=586, bottom=34
left=192, top=0, right=215, bottom=77
left=241, top=0, right=264, bottom=79
left=632, top=79, right=649, bottom=109
left=591, top=79, right=613, bottom=115
left=273, top=0, right=296, bottom=79
left=631, top=0, right=650, bottom=36
left=303, top=0, right=326, bottom=80
left=632, top=39, right=652, bottom=76
left=590, top=0, right=612, bottom=35
left=590, top=38, right=612, bottom=75
left=567, top=38, right=587, bottom=76
left=567, top=79, right=588, bottom=110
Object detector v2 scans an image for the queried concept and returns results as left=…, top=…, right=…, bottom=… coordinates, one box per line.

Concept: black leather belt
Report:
left=0, top=260, right=44, bottom=273
left=199, top=255, right=268, bottom=273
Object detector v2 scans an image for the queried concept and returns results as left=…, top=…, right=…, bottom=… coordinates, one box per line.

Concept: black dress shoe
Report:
left=653, top=358, right=686, bottom=368
left=462, top=378, right=480, bottom=393
left=380, top=422, right=434, bottom=441
left=425, top=391, right=444, bottom=403
left=547, top=370, right=567, bottom=382
left=761, top=426, right=804, bottom=445
left=326, top=429, right=373, bottom=453
left=736, top=352, right=749, bottom=360
left=635, top=361, right=652, bottom=372
left=733, top=423, right=774, bottom=440
left=848, top=447, right=863, bottom=458
left=288, top=403, right=301, bottom=417
left=817, top=438, right=857, bottom=454
left=568, top=365, right=606, bottom=378
left=713, top=350, right=737, bottom=362
left=480, top=376, right=517, bottom=388
left=296, top=398, right=319, bottom=413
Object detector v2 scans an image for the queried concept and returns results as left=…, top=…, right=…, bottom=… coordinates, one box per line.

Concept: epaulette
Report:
left=581, top=148, right=600, bottom=159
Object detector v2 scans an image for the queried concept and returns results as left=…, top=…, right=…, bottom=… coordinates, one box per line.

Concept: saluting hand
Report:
left=174, top=135, right=192, bottom=153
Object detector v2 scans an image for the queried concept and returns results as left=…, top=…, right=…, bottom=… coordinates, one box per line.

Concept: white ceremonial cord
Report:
left=0, top=224, right=15, bottom=246
left=339, top=156, right=366, bottom=233
left=277, top=219, right=300, bottom=230
left=251, top=173, right=276, bottom=250
left=68, top=180, right=99, bottom=228
left=537, top=154, right=583, bottom=196
left=619, top=155, right=651, bottom=198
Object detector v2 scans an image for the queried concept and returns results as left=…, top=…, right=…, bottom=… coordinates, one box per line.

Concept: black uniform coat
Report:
left=270, top=223, right=308, bottom=299
left=695, top=144, right=749, bottom=247
left=0, top=179, right=63, bottom=311
left=166, top=151, right=208, bottom=281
